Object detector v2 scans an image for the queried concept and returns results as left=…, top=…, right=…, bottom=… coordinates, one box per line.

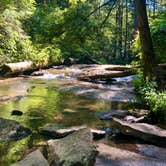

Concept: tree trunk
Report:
left=135, top=0, right=156, bottom=80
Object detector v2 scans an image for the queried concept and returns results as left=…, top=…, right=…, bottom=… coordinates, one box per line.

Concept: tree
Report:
left=135, top=0, right=156, bottom=80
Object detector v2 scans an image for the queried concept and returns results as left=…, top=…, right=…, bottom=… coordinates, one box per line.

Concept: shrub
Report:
left=134, top=75, right=166, bottom=123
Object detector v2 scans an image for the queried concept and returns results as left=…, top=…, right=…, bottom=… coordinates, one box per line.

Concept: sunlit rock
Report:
left=47, top=128, right=98, bottom=166
left=11, top=150, right=49, bottom=166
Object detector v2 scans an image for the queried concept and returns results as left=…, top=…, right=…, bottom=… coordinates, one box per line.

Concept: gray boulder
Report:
left=11, top=150, right=49, bottom=166
left=112, top=118, right=166, bottom=146
left=0, top=118, right=31, bottom=141
left=47, top=128, right=98, bottom=166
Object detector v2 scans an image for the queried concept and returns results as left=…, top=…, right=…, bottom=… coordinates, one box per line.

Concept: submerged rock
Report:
left=11, top=110, right=23, bottom=116
left=40, top=124, right=86, bottom=139
left=0, top=118, right=31, bottom=141
left=12, top=150, right=49, bottom=166
left=47, top=128, right=98, bottom=166
left=97, top=110, right=128, bottom=120
left=112, top=118, right=166, bottom=146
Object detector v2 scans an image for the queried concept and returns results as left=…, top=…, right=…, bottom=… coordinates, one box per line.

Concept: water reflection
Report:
left=0, top=78, right=128, bottom=165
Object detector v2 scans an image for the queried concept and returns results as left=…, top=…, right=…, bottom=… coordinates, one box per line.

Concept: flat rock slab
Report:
left=96, top=143, right=166, bottom=166
left=112, top=118, right=166, bottom=146
left=47, top=128, right=98, bottom=166
left=40, top=124, right=105, bottom=140
left=0, top=118, right=31, bottom=141
left=11, top=150, right=49, bottom=166
left=40, top=124, right=86, bottom=139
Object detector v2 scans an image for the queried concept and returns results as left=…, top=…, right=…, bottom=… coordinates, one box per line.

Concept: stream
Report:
left=0, top=65, right=165, bottom=166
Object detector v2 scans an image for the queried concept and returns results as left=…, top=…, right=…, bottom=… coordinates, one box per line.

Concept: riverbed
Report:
left=0, top=65, right=165, bottom=166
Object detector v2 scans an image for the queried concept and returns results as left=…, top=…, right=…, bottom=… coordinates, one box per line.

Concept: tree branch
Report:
left=87, top=0, right=115, bottom=18
left=100, top=1, right=117, bottom=28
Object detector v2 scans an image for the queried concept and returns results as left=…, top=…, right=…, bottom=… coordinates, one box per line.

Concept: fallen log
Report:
left=77, top=69, right=136, bottom=81
left=105, top=65, right=140, bottom=71
left=0, top=61, right=51, bottom=76
left=1, top=61, right=34, bottom=74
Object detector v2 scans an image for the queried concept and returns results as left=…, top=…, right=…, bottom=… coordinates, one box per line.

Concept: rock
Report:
left=90, top=129, right=106, bottom=140
left=123, top=115, right=146, bottom=123
left=112, top=118, right=166, bottom=146
left=31, top=70, right=48, bottom=76
left=0, top=118, right=31, bottom=141
left=47, top=128, right=98, bottom=166
left=11, top=150, right=49, bottom=166
left=137, top=144, right=166, bottom=161
left=0, top=96, right=10, bottom=102
left=40, top=124, right=87, bottom=139
left=96, top=143, right=165, bottom=166
left=96, top=110, right=128, bottom=120
left=11, top=110, right=23, bottom=116
left=124, top=115, right=138, bottom=122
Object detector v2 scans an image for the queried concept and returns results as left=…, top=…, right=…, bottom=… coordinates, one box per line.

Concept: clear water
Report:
left=0, top=76, right=130, bottom=165
left=0, top=71, right=165, bottom=166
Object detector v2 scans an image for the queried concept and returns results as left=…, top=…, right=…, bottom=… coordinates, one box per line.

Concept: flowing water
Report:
left=0, top=66, right=165, bottom=166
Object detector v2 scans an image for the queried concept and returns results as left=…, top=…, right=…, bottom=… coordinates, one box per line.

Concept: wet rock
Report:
left=0, top=96, right=10, bottom=102
left=0, top=95, right=24, bottom=102
left=47, top=128, right=98, bottom=166
left=97, top=110, right=128, bottom=120
left=90, top=129, right=106, bottom=140
left=11, top=110, right=23, bottom=116
left=31, top=70, right=48, bottom=76
left=11, top=150, right=49, bottom=166
left=40, top=124, right=86, bottom=139
left=137, top=144, right=166, bottom=161
left=0, top=118, right=31, bottom=141
left=96, top=143, right=165, bottom=166
left=112, top=118, right=166, bottom=146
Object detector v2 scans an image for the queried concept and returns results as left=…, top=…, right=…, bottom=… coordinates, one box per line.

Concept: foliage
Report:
left=134, top=75, right=166, bottom=122
left=0, top=1, right=36, bottom=63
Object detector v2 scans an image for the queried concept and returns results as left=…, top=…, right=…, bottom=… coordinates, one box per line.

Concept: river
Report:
left=0, top=65, right=165, bottom=166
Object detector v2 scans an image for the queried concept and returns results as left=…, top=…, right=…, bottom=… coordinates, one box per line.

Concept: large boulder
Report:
left=47, top=128, right=98, bottom=166
left=0, top=118, right=31, bottom=141
left=112, top=118, right=166, bottom=146
left=11, top=150, right=49, bottom=166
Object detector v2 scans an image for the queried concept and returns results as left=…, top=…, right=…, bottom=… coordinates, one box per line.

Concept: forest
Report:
left=0, top=0, right=166, bottom=166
